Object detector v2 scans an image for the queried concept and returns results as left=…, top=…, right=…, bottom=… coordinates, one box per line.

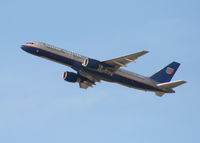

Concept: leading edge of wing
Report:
left=102, top=50, right=149, bottom=68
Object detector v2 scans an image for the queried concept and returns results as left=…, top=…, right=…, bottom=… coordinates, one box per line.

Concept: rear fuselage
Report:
left=21, top=42, right=170, bottom=93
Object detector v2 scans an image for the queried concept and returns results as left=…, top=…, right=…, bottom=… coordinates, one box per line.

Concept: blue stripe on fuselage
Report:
left=21, top=45, right=162, bottom=92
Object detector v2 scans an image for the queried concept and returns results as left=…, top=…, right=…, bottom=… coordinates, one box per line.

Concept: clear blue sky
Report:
left=0, top=0, right=199, bottom=143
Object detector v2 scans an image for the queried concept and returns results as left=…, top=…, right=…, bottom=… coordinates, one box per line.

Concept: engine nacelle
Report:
left=62, top=71, right=78, bottom=83
left=82, top=58, right=102, bottom=70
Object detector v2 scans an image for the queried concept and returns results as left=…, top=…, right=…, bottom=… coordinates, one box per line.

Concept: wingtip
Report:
left=176, top=80, right=187, bottom=84
left=143, top=50, right=149, bottom=53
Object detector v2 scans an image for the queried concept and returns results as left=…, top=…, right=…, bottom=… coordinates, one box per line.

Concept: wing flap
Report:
left=77, top=70, right=100, bottom=89
left=155, top=92, right=165, bottom=96
left=79, top=80, right=94, bottom=89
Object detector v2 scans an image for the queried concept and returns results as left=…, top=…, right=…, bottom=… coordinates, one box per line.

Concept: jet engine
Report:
left=82, top=58, right=102, bottom=70
left=62, top=71, right=79, bottom=83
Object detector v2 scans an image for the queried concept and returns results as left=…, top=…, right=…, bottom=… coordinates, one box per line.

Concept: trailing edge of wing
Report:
left=77, top=70, right=100, bottom=89
left=102, top=50, right=149, bottom=68
left=79, top=81, right=95, bottom=89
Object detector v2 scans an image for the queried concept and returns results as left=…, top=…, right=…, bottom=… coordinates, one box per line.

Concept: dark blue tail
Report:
left=150, top=62, right=180, bottom=83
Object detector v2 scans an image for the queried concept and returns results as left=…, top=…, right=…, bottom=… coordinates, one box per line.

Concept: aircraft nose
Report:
left=21, top=45, right=28, bottom=51
left=21, top=44, right=38, bottom=55
left=21, top=45, right=25, bottom=50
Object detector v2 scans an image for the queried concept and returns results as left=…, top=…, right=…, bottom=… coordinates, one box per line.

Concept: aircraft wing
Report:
left=79, top=80, right=95, bottom=89
left=77, top=70, right=101, bottom=89
left=102, top=50, right=149, bottom=68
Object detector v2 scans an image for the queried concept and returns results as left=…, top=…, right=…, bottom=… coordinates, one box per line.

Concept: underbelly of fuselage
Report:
left=81, top=69, right=162, bottom=92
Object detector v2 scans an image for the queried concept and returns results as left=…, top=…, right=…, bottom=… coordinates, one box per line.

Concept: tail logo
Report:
left=166, top=67, right=174, bottom=75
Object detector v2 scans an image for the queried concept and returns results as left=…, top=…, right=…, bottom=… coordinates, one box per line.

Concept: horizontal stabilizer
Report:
left=155, top=80, right=186, bottom=97
left=157, top=80, right=186, bottom=89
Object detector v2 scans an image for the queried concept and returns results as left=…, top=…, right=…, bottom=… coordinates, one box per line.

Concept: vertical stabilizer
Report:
left=150, top=62, right=180, bottom=83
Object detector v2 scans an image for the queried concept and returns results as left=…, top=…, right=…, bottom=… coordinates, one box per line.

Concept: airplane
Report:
left=21, top=41, right=186, bottom=96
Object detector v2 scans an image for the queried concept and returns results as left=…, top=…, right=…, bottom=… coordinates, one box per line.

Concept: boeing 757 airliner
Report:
left=21, top=42, right=186, bottom=96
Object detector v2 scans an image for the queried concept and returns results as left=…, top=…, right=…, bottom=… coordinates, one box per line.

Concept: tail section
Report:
left=150, top=62, right=186, bottom=96
left=150, top=62, right=180, bottom=83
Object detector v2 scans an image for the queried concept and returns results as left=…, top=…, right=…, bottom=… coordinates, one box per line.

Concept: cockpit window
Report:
left=26, top=42, right=34, bottom=44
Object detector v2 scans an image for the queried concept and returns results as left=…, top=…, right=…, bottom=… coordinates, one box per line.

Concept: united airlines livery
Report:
left=21, top=42, right=186, bottom=96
